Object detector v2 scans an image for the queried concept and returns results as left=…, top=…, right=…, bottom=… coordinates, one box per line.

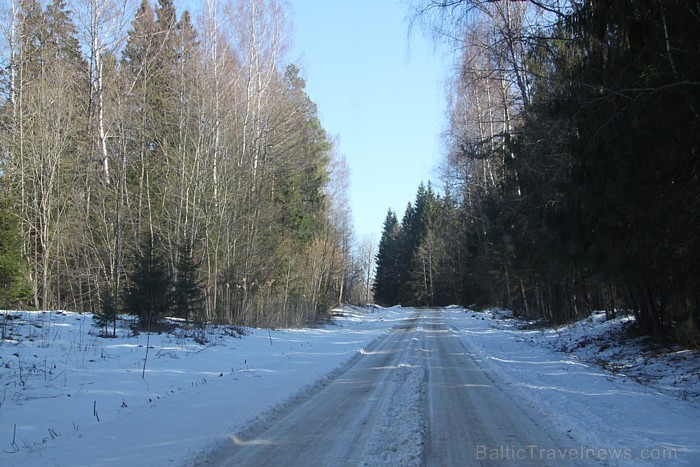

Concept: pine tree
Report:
left=123, top=236, right=171, bottom=327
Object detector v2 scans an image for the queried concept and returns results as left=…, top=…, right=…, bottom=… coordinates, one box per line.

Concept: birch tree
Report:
left=8, top=0, right=85, bottom=308
left=0, top=0, right=349, bottom=326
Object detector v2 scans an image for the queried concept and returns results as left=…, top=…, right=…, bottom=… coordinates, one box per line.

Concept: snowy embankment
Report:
left=0, top=306, right=698, bottom=466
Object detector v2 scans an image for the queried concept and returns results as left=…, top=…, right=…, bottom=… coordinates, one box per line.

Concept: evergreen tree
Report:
left=19, top=0, right=84, bottom=79
left=557, top=0, right=700, bottom=335
left=429, top=193, right=464, bottom=306
left=151, top=0, right=180, bottom=127
left=121, top=0, right=160, bottom=236
left=0, top=199, right=30, bottom=309
left=94, top=285, right=118, bottom=337
left=376, top=183, right=444, bottom=306
left=123, top=235, right=171, bottom=326
left=0, top=198, right=31, bottom=341
left=122, top=0, right=157, bottom=76
left=396, top=202, right=414, bottom=305
left=407, top=182, right=441, bottom=305
left=372, top=210, right=401, bottom=306
left=172, top=239, right=204, bottom=323
left=45, top=0, right=82, bottom=65
left=415, top=0, right=700, bottom=343
left=274, top=64, right=331, bottom=245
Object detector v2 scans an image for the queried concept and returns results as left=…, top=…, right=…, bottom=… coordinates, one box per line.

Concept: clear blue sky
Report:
left=288, top=0, right=449, bottom=242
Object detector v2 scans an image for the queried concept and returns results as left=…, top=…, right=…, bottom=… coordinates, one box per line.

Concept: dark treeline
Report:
left=375, top=1, right=699, bottom=346
left=0, top=0, right=373, bottom=327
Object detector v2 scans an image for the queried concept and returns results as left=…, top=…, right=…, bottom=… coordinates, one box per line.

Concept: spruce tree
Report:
left=94, top=285, right=118, bottom=337
left=372, top=210, right=401, bottom=306
left=172, top=239, right=204, bottom=323
left=406, top=182, right=440, bottom=305
left=123, top=236, right=171, bottom=327
left=396, top=202, right=415, bottom=305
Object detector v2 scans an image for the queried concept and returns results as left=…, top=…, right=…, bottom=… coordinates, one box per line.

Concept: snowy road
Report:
left=421, top=310, right=579, bottom=466
left=195, top=309, right=581, bottom=466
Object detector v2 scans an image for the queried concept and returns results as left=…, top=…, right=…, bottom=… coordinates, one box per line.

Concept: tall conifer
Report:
left=372, top=210, right=401, bottom=306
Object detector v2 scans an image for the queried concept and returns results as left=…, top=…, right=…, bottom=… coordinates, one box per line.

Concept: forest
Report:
left=374, top=0, right=700, bottom=346
left=0, top=0, right=374, bottom=328
left=2, top=1, right=699, bottom=347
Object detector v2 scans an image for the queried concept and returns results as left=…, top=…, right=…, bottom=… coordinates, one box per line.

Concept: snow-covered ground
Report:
left=457, top=308, right=700, bottom=465
left=0, top=307, right=410, bottom=466
left=0, top=306, right=698, bottom=466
